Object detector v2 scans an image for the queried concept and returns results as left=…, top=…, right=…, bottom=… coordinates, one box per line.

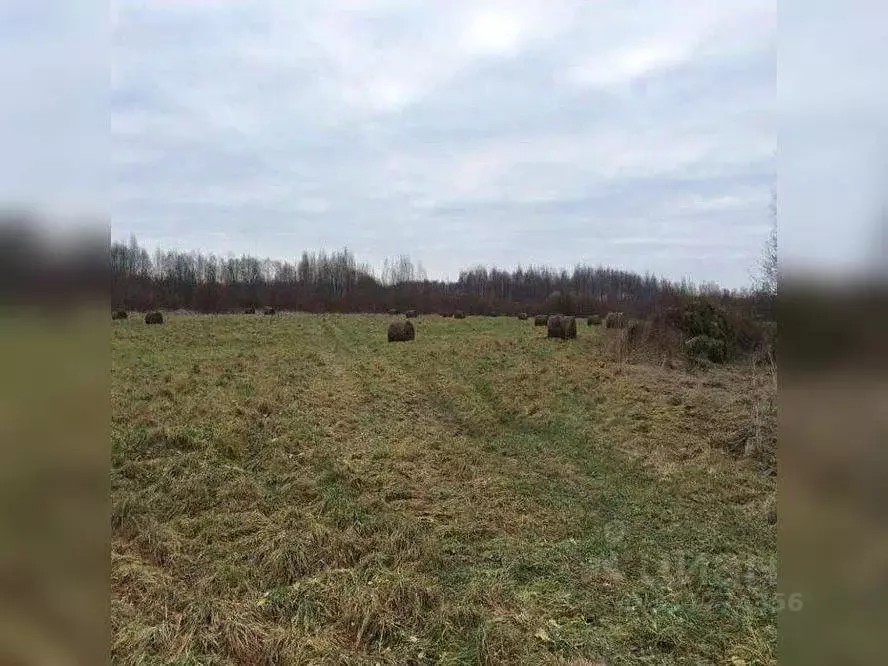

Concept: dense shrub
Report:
left=685, top=335, right=727, bottom=363
left=659, top=299, right=771, bottom=362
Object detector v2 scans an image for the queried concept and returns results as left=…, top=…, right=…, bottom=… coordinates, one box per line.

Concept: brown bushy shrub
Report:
left=587, top=314, right=601, bottom=326
left=604, top=312, right=625, bottom=328
left=145, top=311, right=163, bottom=325
left=112, top=310, right=128, bottom=320
left=387, top=321, right=415, bottom=342
left=244, top=308, right=256, bottom=314
left=405, top=310, right=418, bottom=319
left=263, top=307, right=276, bottom=315
left=453, top=311, right=466, bottom=319
left=547, top=315, right=577, bottom=339
left=534, top=315, right=548, bottom=326
left=625, top=318, right=644, bottom=344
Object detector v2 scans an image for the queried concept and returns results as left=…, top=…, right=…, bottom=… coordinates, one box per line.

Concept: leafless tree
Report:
left=759, top=188, right=778, bottom=298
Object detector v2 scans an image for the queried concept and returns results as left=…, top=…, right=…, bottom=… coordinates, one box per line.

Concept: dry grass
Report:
left=112, top=313, right=777, bottom=664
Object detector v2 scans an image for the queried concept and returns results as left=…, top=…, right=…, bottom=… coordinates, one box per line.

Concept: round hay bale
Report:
left=587, top=314, right=602, bottom=326
left=453, top=311, right=466, bottom=319
left=144, top=311, right=163, bottom=325
left=244, top=307, right=256, bottom=314
left=547, top=315, right=577, bottom=339
left=388, top=320, right=415, bottom=342
left=517, top=312, right=529, bottom=320
left=263, top=307, right=276, bottom=315
left=405, top=309, right=418, bottom=319
left=534, top=314, right=548, bottom=326
left=604, top=312, right=625, bottom=329
left=112, top=310, right=128, bottom=320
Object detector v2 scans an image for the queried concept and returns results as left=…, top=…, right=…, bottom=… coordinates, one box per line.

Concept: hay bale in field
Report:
left=112, top=310, right=127, bottom=320
left=685, top=335, right=727, bottom=363
left=547, top=315, right=577, bottom=339
left=387, top=320, right=415, bottom=342
left=517, top=312, right=529, bottom=320
left=244, top=307, right=256, bottom=314
left=604, top=312, right=625, bottom=329
left=534, top=314, right=548, bottom=326
left=144, top=311, right=163, bottom=325
left=587, top=314, right=601, bottom=326
left=263, top=307, right=276, bottom=315
left=405, top=309, right=418, bottom=319
left=453, top=311, right=466, bottom=319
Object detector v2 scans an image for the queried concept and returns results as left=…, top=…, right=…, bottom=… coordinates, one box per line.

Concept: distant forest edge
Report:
left=111, top=236, right=774, bottom=318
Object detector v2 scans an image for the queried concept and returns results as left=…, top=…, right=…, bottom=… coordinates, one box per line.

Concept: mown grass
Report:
left=111, top=313, right=776, bottom=665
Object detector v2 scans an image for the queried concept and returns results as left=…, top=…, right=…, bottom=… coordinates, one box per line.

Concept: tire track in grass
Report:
left=226, top=314, right=775, bottom=664
left=299, top=315, right=566, bottom=662
left=316, top=317, right=666, bottom=658
left=367, top=317, right=776, bottom=664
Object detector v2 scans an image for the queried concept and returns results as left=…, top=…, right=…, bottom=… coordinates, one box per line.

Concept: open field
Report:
left=111, top=313, right=777, bottom=665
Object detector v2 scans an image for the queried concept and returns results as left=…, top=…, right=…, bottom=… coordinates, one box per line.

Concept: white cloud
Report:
left=460, top=9, right=527, bottom=57
left=567, top=41, right=694, bottom=88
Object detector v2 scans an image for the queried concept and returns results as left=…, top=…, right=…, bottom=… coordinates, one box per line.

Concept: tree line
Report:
left=111, top=235, right=765, bottom=317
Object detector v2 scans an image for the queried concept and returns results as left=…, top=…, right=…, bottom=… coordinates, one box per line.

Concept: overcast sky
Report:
left=4, top=2, right=886, bottom=287
left=105, top=0, right=780, bottom=287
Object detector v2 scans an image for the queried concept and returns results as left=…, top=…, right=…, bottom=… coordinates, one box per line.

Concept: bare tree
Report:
left=111, top=235, right=753, bottom=315
left=760, top=189, right=778, bottom=298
